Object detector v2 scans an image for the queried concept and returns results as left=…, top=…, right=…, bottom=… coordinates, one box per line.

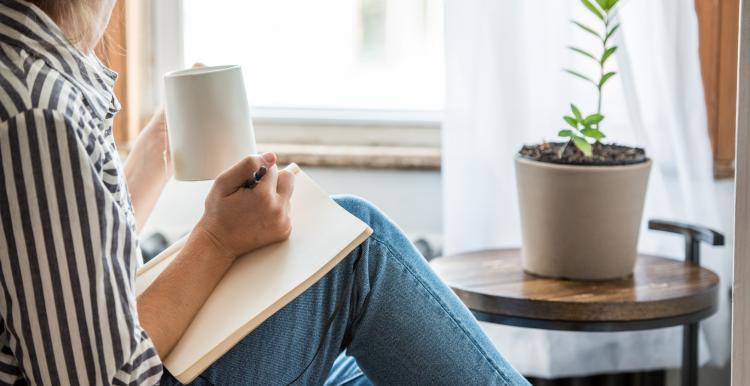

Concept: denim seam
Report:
left=368, top=234, right=513, bottom=385
left=286, top=264, right=356, bottom=386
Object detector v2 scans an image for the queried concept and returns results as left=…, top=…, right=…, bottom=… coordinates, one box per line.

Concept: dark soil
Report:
left=518, top=142, right=647, bottom=166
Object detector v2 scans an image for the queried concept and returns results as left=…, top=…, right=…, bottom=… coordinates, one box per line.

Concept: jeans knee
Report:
left=333, top=195, right=395, bottom=237
left=334, top=195, right=428, bottom=280
left=333, top=194, right=377, bottom=222
left=333, top=195, right=412, bottom=251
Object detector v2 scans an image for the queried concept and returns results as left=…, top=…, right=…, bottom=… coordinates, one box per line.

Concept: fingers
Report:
left=214, top=153, right=281, bottom=196
left=261, top=164, right=279, bottom=198
left=192, top=62, right=205, bottom=68
left=259, top=152, right=278, bottom=192
left=261, top=152, right=277, bottom=167
left=215, top=155, right=265, bottom=195
left=276, top=169, right=295, bottom=202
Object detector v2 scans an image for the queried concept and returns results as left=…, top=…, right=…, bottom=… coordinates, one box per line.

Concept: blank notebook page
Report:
left=135, top=164, right=372, bottom=383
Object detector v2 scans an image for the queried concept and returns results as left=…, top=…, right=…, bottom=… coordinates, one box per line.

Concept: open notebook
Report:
left=135, top=164, right=373, bottom=383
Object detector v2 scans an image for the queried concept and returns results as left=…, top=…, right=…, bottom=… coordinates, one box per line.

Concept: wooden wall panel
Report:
left=696, top=0, right=740, bottom=178
left=697, top=0, right=721, bottom=157
left=716, top=0, right=740, bottom=177
left=96, top=0, right=130, bottom=146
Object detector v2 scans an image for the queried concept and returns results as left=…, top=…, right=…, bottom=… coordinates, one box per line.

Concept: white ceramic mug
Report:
left=164, top=65, right=257, bottom=181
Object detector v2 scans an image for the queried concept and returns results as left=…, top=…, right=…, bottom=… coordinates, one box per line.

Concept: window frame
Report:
left=138, top=0, right=443, bottom=149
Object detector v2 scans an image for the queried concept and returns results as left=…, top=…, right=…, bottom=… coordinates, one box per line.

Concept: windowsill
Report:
left=257, top=143, right=441, bottom=170
left=252, top=107, right=442, bottom=128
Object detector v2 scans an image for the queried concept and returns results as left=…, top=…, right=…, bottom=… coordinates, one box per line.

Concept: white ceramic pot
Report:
left=515, top=156, right=652, bottom=280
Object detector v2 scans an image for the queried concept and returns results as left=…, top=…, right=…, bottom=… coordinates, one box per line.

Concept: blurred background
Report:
left=101, top=0, right=738, bottom=384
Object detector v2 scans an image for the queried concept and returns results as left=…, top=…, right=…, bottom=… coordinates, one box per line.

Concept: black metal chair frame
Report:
left=648, top=220, right=724, bottom=386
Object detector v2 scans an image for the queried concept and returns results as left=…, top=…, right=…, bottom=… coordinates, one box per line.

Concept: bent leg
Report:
left=332, top=195, right=527, bottom=385
left=161, top=195, right=528, bottom=385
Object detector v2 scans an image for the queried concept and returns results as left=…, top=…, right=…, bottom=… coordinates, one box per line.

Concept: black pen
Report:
left=243, top=165, right=267, bottom=189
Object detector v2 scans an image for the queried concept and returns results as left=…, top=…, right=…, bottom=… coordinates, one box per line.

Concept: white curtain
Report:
left=443, top=0, right=731, bottom=378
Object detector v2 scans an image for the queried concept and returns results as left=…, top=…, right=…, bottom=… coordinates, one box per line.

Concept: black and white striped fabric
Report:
left=0, top=0, right=162, bottom=384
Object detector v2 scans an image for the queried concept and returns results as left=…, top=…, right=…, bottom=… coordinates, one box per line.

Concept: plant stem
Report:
left=596, top=14, right=608, bottom=130
left=559, top=139, right=570, bottom=158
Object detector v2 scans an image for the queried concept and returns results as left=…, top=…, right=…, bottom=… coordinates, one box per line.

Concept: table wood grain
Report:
left=430, top=250, right=720, bottom=322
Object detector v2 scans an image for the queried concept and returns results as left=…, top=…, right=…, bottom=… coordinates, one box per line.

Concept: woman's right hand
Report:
left=194, top=152, right=295, bottom=261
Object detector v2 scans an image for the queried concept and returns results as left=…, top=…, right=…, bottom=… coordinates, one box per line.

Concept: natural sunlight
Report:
left=182, top=0, right=445, bottom=112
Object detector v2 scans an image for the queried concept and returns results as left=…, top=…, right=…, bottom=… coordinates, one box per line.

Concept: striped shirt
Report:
left=0, top=0, right=162, bottom=384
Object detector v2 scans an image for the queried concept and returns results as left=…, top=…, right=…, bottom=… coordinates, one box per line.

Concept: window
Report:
left=181, top=0, right=444, bottom=121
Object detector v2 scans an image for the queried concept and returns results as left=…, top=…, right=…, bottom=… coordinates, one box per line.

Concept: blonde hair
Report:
left=27, top=0, right=97, bottom=44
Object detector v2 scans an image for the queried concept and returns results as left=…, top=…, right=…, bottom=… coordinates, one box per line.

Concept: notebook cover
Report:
left=135, top=164, right=372, bottom=383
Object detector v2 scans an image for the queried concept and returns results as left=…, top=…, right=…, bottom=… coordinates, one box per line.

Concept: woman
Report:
left=0, top=0, right=528, bottom=385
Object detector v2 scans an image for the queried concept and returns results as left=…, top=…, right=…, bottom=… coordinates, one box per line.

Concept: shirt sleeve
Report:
left=0, top=108, right=163, bottom=385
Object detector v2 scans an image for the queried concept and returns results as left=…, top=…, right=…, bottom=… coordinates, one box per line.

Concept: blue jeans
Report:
left=161, top=195, right=529, bottom=385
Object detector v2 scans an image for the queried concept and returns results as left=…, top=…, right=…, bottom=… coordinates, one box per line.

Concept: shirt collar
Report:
left=0, top=0, right=120, bottom=120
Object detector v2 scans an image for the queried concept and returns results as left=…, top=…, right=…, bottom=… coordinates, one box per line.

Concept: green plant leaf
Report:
left=583, top=113, right=604, bottom=125
left=600, top=46, right=617, bottom=64
left=571, top=104, right=583, bottom=121
left=581, top=0, right=604, bottom=20
left=558, top=129, right=575, bottom=138
left=581, top=127, right=606, bottom=140
left=605, top=23, right=620, bottom=43
left=599, top=71, right=617, bottom=88
left=571, top=21, right=601, bottom=39
left=572, top=136, right=593, bottom=156
left=564, top=69, right=597, bottom=86
left=597, top=0, right=619, bottom=11
left=569, top=46, right=598, bottom=62
left=564, top=116, right=579, bottom=128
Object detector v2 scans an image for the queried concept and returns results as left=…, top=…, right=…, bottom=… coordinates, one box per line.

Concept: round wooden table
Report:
left=430, top=249, right=720, bottom=386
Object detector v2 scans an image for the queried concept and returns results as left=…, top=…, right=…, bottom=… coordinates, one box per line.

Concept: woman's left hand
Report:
left=137, top=107, right=172, bottom=178
left=124, top=107, right=173, bottom=231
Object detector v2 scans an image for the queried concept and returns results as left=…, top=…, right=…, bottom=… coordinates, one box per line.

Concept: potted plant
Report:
left=515, top=0, right=651, bottom=280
